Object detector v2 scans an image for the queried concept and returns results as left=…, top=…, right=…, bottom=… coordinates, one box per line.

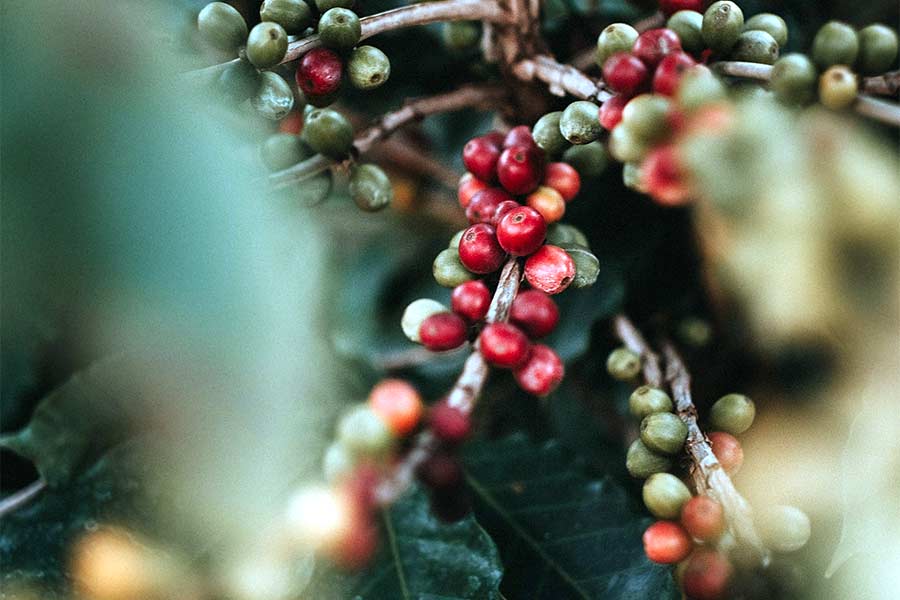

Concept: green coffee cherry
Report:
left=819, top=65, right=858, bottom=109
left=217, top=59, right=261, bottom=102
left=448, top=230, right=465, bottom=249
left=758, top=505, right=811, bottom=553
left=337, top=404, right=393, bottom=456
left=302, top=108, right=353, bottom=158
left=322, top=441, right=356, bottom=483
left=609, top=124, right=649, bottom=163
left=629, top=386, right=674, bottom=420
left=642, top=473, right=692, bottom=519
left=770, top=53, right=818, bottom=105
left=559, top=101, right=602, bottom=145
left=562, top=140, right=608, bottom=177
left=640, top=412, right=688, bottom=455
left=348, top=46, right=391, bottom=90
left=532, top=112, right=569, bottom=156
left=621, top=94, right=671, bottom=141
left=252, top=71, right=295, bottom=120
left=402, top=299, right=448, bottom=342
left=667, top=11, right=705, bottom=54
left=433, top=248, right=474, bottom=287
left=730, top=30, right=779, bottom=65
left=349, top=163, right=393, bottom=212
left=709, top=393, right=756, bottom=434
left=857, top=24, right=899, bottom=74
left=559, top=244, right=599, bottom=288
left=677, top=66, right=727, bottom=111
left=546, top=223, right=590, bottom=248
left=260, top=133, right=310, bottom=172
left=622, top=162, right=646, bottom=192
left=296, top=172, right=332, bottom=206
left=744, top=13, right=788, bottom=48
left=316, top=0, right=354, bottom=11
left=596, top=23, right=639, bottom=67
left=606, top=347, right=641, bottom=381
left=197, top=2, right=248, bottom=52
left=702, top=1, right=744, bottom=53
left=260, top=0, right=311, bottom=35
left=811, top=21, right=859, bottom=69
left=442, top=22, right=481, bottom=53
left=246, top=22, right=288, bottom=68
left=318, top=8, right=361, bottom=50
left=626, top=439, right=673, bottom=478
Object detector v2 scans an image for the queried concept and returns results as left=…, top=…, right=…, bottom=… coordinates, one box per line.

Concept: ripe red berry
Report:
left=659, top=0, right=705, bottom=16
left=503, top=125, right=537, bottom=148
left=490, top=200, right=521, bottom=226
left=296, top=47, right=343, bottom=97
left=642, top=521, right=693, bottom=564
left=681, top=496, right=725, bottom=541
left=462, top=136, right=502, bottom=183
left=466, top=187, right=514, bottom=224
left=599, top=93, right=630, bottom=130
left=682, top=549, right=733, bottom=600
left=369, top=379, right=424, bottom=437
left=479, top=322, right=531, bottom=368
left=513, top=344, right=564, bottom=396
left=341, top=464, right=382, bottom=516
left=429, top=402, right=471, bottom=444
left=278, top=110, right=304, bottom=134
left=708, top=431, right=744, bottom=475
left=632, top=28, right=682, bottom=68
left=417, top=452, right=463, bottom=490
left=451, top=280, right=492, bottom=322
left=526, top=186, right=566, bottom=224
left=483, top=131, right=506, bottom=148
left=458, top=224, right=506, bottom=274
left=642, top=145, right=691, bottom=206
left=496, top=206, right=547, bottom=256
left=497, top=144, right=544, bottom=195
left=602, top=53, right=649, bottom=95
left=419, top=312, right=468, bottom=351
left=524, top=245, right=575, bottom=295
left=510, top=290, right=559, bottom=338
left=458, top=172, right=489, bottom=209
left=653, top=51, right=696, bottom=96
left=542, top=162, right=581, bottom=202
left=328, top=519, right=378, bottom=569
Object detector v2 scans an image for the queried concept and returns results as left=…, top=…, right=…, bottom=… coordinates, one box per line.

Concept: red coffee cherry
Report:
left=708, top=431, right=744, bottom=475
left=602, top=53, right=649, bottom=95
left=659, top=0, right=705, bottom=17
left=466, top=187, right=514, bottom=224
left=682, top=549, right=733, bottom=600
left=632, top=28, right=682, bottom=67
left=296, top=47, right=343, bottom=97
left=513, top=344, right=564, bottom=396
left=483, top=131, right=506, bottom=148
left=642, top=145, right=691, bottom=206
left=368, top=379, right=424, bottom=437
left=458, top=224, right=506, bottom=274
left=526, top=186, right=566, bottom=224
left=642, top=521, right=693, bottom=564
left=496, top=206, right=547, bottom=256
left=341, top=464, right=383, bottom=517
left=451, top=280, right=492, bottom=322
left=542, top=162, right=581, bottom=202
left=429, top=401, right=471, bottom=444
left=417, top=451, right=463, bottom=490
left=458, top=172, right=489, bottom=209
left=497, top=144, right=544, bottom=195
left=653, top=51, right=696, bottom=96
left=479, top=322, right=531, bottom=368
left=503, top=125, right=538, bottom=148
left=419, top=312, right=468, bottom=351
left=599, top=93, right=630, bottom=130
left=510, top=290, right=559, bottom=338
left=328, top=517, right=378, bottom=569
left=490, top=200, right=521, bottom=226
left=462, top=136, right=501, bottom=183
left=278, top=110, right=304, bottom=134
left=524, top=245, right=575, bottom=295
left=681, top=495, right=725, bottom=541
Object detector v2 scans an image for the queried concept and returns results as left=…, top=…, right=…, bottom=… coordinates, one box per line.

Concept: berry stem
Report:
left=0, top=479, right=46, bottom=518
left=612, top=314, right=664, bottom=388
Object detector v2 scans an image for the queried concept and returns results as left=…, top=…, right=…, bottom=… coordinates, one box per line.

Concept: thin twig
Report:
left=854, top=95, right=900, bottom=126
left=0, top=479, right=47, bottom=518
left=612, top=314, right=663, bottom=388
left=861, top=69, right=900, bottom=97
left=373, top=344, right=470, bottom=371
left=512, top=55, right=614, bottom=102
left=633, top=11, right=665, bottom=33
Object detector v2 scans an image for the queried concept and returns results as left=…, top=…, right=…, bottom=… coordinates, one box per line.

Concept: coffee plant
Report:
left=2, top=0, right=899, bottom=598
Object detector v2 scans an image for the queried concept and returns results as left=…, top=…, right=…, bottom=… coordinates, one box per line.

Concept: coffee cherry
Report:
left=629, top=386, right=674, bottom=419
left=812, top=21, right=859, bottom=69
left=677, top=65, right=727, bottom=111
left=667, top=11, right=704, bottom=55
left=730, top=30, right=779, bottom=64
left=857, top=24, right=899, bottom=74
left=260, top=0, right=311, bottom=35
left=659, top=0, right=704, bottom=17
left=607, top=347, right=641, bottom=381
left=770, top=53, right=818, bottom=105
left=348, top=46, right=391, bottom=90
left=369, top=379, right=423, bottom=437
left=429, top=402, right=471, bottom=444
left=513, top=344, right=564, bottom=396
left=496, top=206, right=547, bottom=256
left=480, top=322, right=531, bottom=368
left=653, top=51, right=696, bottom=96
left=510, top=290, right=559, bottom=338
left=542, top=162, right=581, bottom=201
left=621, top=94, right=672, bottom=141
left=643, top=473, right=691, bottom=519
left=819, top=65, right=858, bottom=109
left=246, top=22, right=288, bottom=68
left=524, top=245, right=575, bottom=295
left=682, top=549, right=733, bottom=600
left=702, top=1, right=744, bottom=53
left=337, top=405, right=393, bottom=456
left=503, top=125, right=538, bottom=149
left=198, top=2, right=248, bottom=52
left=643, top=521, right=693, bottom=564
left=560, top=244, right=600, bottom=288
left=277, top=109, right=303, bottom=134
left=451, top=280, right=491, bottom=322
left=252, top=71, right=294, bottom=120
left=318, top=8, right=361, bottom=50
left=609, top=124, right=649, bottom=163
left=302, top=108, right=353, bottom=158
left=596, top=23, right=639, bottom=67
left=458, top=173, right=489, bottom=209
left=458, top=224, right=505, bottom=274
left=642, top=145, right=691, bottom=206
left=633, top=28, right=682, bottom=67
left=641, top=412, right=688, bottom=455
left=433, top=248, right=475, bottom=287
left=709, top=393, right=755, bottom=434
left=708, top=431, right=743, bottom=474
left=402, top=299, right=448, bottom=342
left=559, top=101, right=602, bottom=145
left=448, top=230, right=465, bottom=249
left=466, top=187, right=513, bottom=224
left=602, top=52, right=649, bottom=95
left=419, top=312, right=468, bottom=351
left=463, top=136, right=501, bottom=183
left=757, top=505, right=811, bottom=553
left=599, top=94, right=628, bottom=131
left=322, top=441, right=356, bottom=483
left=526, top=186, right=566, bottom=224
left=261, top=133, right=310, bottom=172
left=350, top=164, right=393, bottom=212
left=626, top=439, right=672, bottom=478
left=490, top=200, right=521, bottom=227
left=744, top=13, right=788, bottom=48
left=681, top=495, right=725, bottom=541
left=498, top=145, right=544, bottom=195
left=315, top=0, right=353, bottom=10
left=297, top=48, right=343, bottom=98
left=417, top=451, right=463, bottom=490
left=532, top=112, right=568, bottom=156
left=622, top=162, right=647, bottom=192
left=562, top=141, right=608, bottom=177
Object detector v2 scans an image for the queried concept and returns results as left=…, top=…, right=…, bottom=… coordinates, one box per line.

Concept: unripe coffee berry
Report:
left=559, top=101, right=603, bottom=145
left=524, top=245, right=575, bottom=295
left=730, top=30, right=779, bottom=65
left=562, top=141, right=608, bottom=177
left=337, top=405, right=393, bottom=456
left=297, top=48, right=343, bottom=98
left=497, top=144, right=544, bottom=195
left=602, top=52, right=649, bottom=96
left=496, top=206, right=547, bottom=256
left=757, top=505, right=811, bottom=553
left=642, top=473, right=691, bottom=519
left=466, top=188, right=514, bottom=224
left=744, top=13, right=788, bottom=47
left=770, top=53, right=818, bottom=105
left=451, top=280, right=492, bottom=322
left=458, top=224, right=506, bottom=274
left=629, top=386, right=674, bottom=419
left=463, top=136, right=501, bottom=183
left=480, top=322, right=531, bottom=368
left=709, top=393, right=755, bottom=434
left=667, top=10, right=705, bottom=54
left=641, top=412, right=688, bottom=455
left=347, top=46, right=391, bottom=90
left=653, top=51, right=696, bottom=96
left=702, top=1, right=744, bottom=53
left=526, top=186, right=566, bottom=224
left=198, top=2, right=248, bottom=52
left=633, top=28, right=682, bottom=67
left=621, top=94, right=672, bottom=142
left=626, top=439, right=673, bottom=478
left=429, top=402, right=471, bottom=444
left=682, top=549, right=733, bottom=600
left=708, top=431, right=743, bottom=474
left=609, top=124, right=649, bottom=163
left=503, top=125, right=538, bottom=149
left=458, top=173, right=489, bottom=209
left=419, top=312, right=468, bottom=351
left=513, top=344, right=564, bottom=396
left=246, top=22, right=288, bottom=68
left=857, top=24, right=899, bottom=74
left=642, top=521, right=693, bottom=564
left=318, top=8, right=361, bottom=50
left=819, top=65, right=858, bottom=110
left=531, top=112, right=568, bottom=156
left=811, top=21, right=859, bottom=69
left=542, top=162, right=581, bottom=202
left=607, top=347, right=641, bottom=381
left=510, top=290, right=559, bottom=338
left=680, top=495, right=725, bottom=541
left=302, top=108, right=353, bottom=158
left=433, top=248, right=475, bottom=287
left=596, top=23, right=639, bottom=67
left=261, top=0, right=312, bottom=35
left=368, top=379, right=423, bottom=437
left=349, top=163, right=393, bottom=212
left=402, top=298, right=448, bottom=342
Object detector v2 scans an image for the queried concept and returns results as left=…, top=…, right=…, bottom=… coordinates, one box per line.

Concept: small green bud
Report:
left=640, top=412, right=688, bottom=455
left=626, top=439, right=673, bottom=478
left=643, top=473, right=692, bottom=519
left=607, top=347, right=641, bottom=381
left=629, top=386, right=674, bottom=420
left=709, top=393, right=756, bottom=434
